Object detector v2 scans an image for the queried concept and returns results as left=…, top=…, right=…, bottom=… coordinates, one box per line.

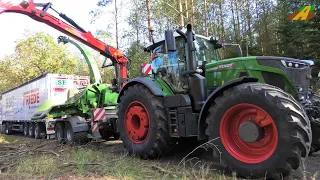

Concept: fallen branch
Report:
left=36, top=150, right=60, bottom=157
left=0, top=146, right=21, bottom=150
left=178, top=137, right=221, bottom=167
left=62, top=162, right=102, bottom=166
left=151, top=165, right=178, bottom=178
left=0, top=162, right=19, bottom=172
left=151, top=165, right=172, bottom=174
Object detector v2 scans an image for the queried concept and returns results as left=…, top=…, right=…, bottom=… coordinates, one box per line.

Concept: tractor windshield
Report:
left=194, top=36, right=221, bottom=63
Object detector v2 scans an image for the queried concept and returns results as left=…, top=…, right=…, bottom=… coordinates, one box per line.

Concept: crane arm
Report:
left=0, top=0, right=128, bottom=91
left=58, top=36, right=103, bottom=85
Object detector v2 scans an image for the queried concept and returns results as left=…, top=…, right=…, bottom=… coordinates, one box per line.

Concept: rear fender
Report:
left=117, top=77, right=164, bottom=102
left=197, top=77, right=259, bottom=140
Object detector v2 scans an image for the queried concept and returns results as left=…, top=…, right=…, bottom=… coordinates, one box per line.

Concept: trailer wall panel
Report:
left=1, top=73, right=90, bottom=121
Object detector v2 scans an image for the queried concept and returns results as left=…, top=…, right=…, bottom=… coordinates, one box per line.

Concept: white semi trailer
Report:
left=0, top=72, right=90, bottom=139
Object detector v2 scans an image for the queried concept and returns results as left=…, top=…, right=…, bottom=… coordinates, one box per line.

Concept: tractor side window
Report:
left=194, top=38, right=221, bottom=63
left=164, top=38, right=186, bottom=92
left=150, top=39, right=186, bottom=92
left=151, top=44, right=165, bottom=73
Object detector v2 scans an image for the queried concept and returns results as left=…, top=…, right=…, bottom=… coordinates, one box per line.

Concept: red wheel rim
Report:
left=125, top=101, right=150, bottom=144
left=220, top=103, right=278, bottom=164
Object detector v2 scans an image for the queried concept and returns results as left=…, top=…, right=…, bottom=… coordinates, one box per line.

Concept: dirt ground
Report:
left=0, top=134, right=319, bottom=180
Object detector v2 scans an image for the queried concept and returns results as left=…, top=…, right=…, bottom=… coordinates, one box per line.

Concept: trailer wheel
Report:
left=3, top=123, right=10, bottom=135
left=23, top=123, right=29, bottom=137
left=205, top=83, right=312, bottom=179
left=34, top=123, right=45, bottom=139
left=1, top=123, right=5, bottom=134
left=28, top=123, right=35, bottom=137
left=65, top=122, right=88, bottom=145
left=55, top=122, right=65, bottom=143
left=117, top=84, right=172, bottom=159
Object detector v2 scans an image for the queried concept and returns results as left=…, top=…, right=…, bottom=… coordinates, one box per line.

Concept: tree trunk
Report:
left=115, top=0, right=119, bottom=49
left=246, top=0, right=252, bottom=48
left=230, top=1, right=237, bottom=42
left=191, top=0, right=195, bottom=29
left=255, top=0, right=263, bottom=54
left=204, top=0, right=208, bottom=36
left=185, top=0, right=188, bottom=20
left=261, top=0, right=269, bottom=54
left=146, top=0, right=151, bottom=42
left=219, top=1, right=225, bottom=40
left=219, top=0, right=226, bottom=58
left=235, top=0, right=241, bottom=41
left=178, top=0, right=184, bottom=26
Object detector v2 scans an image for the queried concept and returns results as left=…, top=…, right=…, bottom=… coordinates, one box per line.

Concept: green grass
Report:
left=5, top=147, right=233, bottom=180
left=0, top=134, right=22, bottom=144
left=0, top=135, right=233, bottom=180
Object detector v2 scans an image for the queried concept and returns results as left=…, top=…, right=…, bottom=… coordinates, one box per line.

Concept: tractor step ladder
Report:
left=169, top=108, right=179, bottom=137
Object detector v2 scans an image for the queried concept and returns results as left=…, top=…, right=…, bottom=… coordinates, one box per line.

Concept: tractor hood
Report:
left=207, top=56, right=313, bottom=69
left=256, top=56, right=313, bottom=100
left=205, top=56, right=313, bottom=100
left=256, top=56, right=313, bottom=69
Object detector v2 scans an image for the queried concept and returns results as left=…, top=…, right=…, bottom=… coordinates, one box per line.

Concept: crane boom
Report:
left=0, top=0, right=128, bottom=91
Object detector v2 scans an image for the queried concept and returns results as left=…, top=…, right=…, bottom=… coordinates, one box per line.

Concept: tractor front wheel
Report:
left=205, top=83, right=312, bottom=179
left=117, top=84, right=172, bottom=159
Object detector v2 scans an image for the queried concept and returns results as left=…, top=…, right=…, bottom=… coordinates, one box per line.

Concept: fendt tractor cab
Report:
left=143, top=27, right=320, bottom=155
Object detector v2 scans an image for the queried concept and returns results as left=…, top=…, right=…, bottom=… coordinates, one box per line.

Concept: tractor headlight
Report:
left=281, top=60, right=309, bottom=69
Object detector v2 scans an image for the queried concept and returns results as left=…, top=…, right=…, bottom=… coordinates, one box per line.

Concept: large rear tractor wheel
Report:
left=205, top=83, right=312, bottom=179
left=117, top=84, right=172, bottom=159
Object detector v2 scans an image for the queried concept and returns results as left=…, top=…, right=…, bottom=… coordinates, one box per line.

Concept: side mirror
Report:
left=214, top=43, right=223, bottom=49
left=209, top=36, right=219, bottom=44
left=102, top=58, right=113, bottom=68
left=221, top=43, right=243, bottom=57
left=164, top=29, right=176, bottom=52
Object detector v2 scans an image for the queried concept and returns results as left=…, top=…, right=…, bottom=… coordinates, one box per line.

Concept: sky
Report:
left=0, top=0, right=127, bottom=58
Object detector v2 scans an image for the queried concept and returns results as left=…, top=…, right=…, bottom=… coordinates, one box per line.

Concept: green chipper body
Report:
left=30, top=36, right=120, bottom=140
left=32, top=83, right=118, bottom=120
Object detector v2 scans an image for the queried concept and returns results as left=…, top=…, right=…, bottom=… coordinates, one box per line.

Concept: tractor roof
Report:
left=144, top=28, right=210, bottom=52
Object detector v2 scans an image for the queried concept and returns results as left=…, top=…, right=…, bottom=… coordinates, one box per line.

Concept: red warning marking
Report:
left=93, top=108, right=106, bottom=121
left=142, top=63, right=152, bottom=74
left=91, top=121, right=99, bottom=132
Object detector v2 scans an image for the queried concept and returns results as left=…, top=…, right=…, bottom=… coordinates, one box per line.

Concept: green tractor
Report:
left=116, top=24, right=312, bottom=179
left=143, top=27, right=320, bottom=155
